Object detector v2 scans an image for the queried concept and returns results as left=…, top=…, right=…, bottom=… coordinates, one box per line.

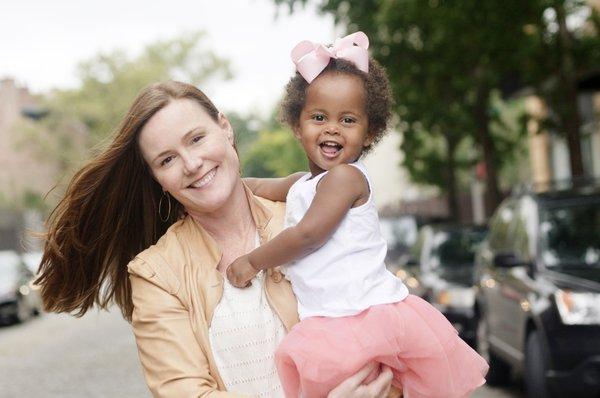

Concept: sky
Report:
left=0, top=0, right=338, bottom=116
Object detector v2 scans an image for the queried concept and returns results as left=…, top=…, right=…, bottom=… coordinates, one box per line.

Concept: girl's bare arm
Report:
left=243, top=172, right=307, bottom=202
left=248, top=164, right=368, bottom=270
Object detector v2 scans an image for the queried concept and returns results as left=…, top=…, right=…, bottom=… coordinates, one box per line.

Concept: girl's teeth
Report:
left=191, top=169, right=216, bottom=188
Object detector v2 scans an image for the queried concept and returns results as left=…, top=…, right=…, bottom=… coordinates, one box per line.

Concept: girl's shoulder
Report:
left=319, top=163, right=370, bottom=191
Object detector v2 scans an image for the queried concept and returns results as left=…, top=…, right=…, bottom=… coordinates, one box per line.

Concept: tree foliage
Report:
left=275, top=0, right=599, bottom=217
left=11, top=31, right=232, bottom=210
left=242, top=129, right=307, bottom=177
left=275, top=0, right=538, bottom=216
left=48, top=31, right=232, bottom=145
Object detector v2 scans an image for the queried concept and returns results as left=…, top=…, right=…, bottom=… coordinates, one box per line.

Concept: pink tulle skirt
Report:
left=275, top=295, right=488, bottom=398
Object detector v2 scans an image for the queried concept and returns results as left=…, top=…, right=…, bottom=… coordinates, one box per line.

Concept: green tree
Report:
left=242, top=129, right=307, bottom=177
left=48, top=31, right=231, bottom=145
left=13, top=31, right=232, bottom=210
left=275, top=0, right=537, bottom=217
left=522, top=0, right=600, bottom=178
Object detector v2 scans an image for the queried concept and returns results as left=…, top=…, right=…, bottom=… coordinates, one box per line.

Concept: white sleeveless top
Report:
left=283, top=162, right=409, bottom=320
left=209, top=235, right=286, bottom=397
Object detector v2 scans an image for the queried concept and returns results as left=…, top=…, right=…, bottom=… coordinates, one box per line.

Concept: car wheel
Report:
left=525, top=331, right=553, bottom=398
left=476, top=317, right=511, bottom=385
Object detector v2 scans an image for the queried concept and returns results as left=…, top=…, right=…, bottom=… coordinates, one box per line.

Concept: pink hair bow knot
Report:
left=291, top=31, right=370, bottom=83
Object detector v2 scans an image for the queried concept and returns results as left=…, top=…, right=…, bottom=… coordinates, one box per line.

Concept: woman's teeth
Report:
left=190, top=168, right=216, bottom=188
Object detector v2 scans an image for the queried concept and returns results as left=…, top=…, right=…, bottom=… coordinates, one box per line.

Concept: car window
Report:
left=511, top=198, right=536, bottom=260
left=539, top=198, right=600, bottom=269
left=488, top=201, right=516, bottom=251
left=411, top=229, right=426, bottom=265
left=430, top=228, right=487, bottom=268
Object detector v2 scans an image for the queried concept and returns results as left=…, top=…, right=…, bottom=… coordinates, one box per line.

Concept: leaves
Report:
left=241, top=129, right=307, bottom=177
left=49, top=30, right=232, bottom=145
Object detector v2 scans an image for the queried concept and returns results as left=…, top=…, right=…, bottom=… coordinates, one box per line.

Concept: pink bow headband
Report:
left=291, top=31, right=370, bottom=83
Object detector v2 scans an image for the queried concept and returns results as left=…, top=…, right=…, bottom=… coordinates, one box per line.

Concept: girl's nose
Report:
left=324, top=123, right=340, bottom=135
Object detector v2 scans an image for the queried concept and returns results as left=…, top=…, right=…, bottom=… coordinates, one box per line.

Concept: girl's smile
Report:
left=294, top=72, right=374, bottom=176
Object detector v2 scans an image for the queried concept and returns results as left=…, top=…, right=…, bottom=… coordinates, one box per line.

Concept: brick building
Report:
left=0, top=78, right=87, bottom=251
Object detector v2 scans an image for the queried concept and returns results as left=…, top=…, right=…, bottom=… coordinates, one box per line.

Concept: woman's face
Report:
left=139, top=98, right=241, bottom=216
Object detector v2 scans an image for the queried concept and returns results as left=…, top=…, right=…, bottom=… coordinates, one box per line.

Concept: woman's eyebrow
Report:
left=181, top=126, right=203, bottom=142
left=152, top=127, right=203, bottom=163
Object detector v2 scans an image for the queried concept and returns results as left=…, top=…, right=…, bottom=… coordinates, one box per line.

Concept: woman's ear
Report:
left=218, top=112, right=235, bottom=145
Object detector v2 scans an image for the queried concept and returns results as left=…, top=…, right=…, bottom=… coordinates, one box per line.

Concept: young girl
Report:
left=227, top=32, right=488, bottom=398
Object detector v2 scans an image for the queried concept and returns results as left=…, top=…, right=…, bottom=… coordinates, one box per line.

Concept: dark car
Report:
left=399, top=224, right=487, bottom=347
left=0, top=250, right=42, bottom=324
left=380, top=215, right=418, bottom=272
left=474, top=183, right=600, bottom=397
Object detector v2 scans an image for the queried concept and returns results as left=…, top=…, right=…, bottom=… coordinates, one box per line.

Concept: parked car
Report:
left=474, top=183, right=600, bottom=397
left=22, top=251, right=43, bottom=274
left=380, top=215, right=418, bottom=272
left=0, top=250, right=42, bottom=324
left=398, top=224, right=487, bottom=347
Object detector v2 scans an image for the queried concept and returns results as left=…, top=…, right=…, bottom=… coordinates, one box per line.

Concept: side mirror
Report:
left=405, top=256, right=419, bottom=268
left=493, top=252, right=522, bottom=268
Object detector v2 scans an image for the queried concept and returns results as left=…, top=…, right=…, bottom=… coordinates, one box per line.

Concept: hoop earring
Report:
left=158, top=191, right=172, bottom=222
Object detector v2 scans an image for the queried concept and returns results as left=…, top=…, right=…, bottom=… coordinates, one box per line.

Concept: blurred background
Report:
left=1, top=0, right=599, bottom=397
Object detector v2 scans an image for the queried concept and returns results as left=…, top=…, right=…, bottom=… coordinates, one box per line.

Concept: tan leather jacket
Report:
left=128, top=187, right=401, bottom=398
left=128, top=189, right=298, bottom=397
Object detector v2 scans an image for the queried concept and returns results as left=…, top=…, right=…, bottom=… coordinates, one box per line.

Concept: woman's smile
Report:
left=188, top=166, right=218, bottom=189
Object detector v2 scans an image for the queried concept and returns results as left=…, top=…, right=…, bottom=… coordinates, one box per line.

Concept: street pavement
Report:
left=0, top=309, right=525, bottom=397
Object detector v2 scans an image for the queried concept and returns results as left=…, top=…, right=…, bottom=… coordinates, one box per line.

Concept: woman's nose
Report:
left=182, top=152, right=203, bottom=175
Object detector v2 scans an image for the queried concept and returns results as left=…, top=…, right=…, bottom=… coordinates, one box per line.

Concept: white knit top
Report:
left=209, top=241, right=286, bottom=397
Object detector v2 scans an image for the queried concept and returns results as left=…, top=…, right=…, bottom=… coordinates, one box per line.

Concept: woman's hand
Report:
left=327, top=363, right=394, bottom=398
left=226, top=255, right=259, bottom=288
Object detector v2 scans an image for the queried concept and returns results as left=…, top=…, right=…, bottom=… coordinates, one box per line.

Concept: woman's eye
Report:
left=160, top=156, right=174, bottom=167
left=191, top=135, right=203, bottom=144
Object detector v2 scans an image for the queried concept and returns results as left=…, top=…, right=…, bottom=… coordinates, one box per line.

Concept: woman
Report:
left=36, top=81, right=398, bottom=397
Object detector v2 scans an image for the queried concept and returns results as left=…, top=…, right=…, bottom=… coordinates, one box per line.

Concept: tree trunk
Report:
left=554, top=1, right=584, bottom=177
left=474, top=83, right=501, bottom=217
left=445, top=134, right=460, bottom=223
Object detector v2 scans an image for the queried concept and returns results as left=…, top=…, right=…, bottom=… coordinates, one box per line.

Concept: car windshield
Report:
left=430, top=229, right=487, bottom=268
left=539, top=199, right=600, bottom=269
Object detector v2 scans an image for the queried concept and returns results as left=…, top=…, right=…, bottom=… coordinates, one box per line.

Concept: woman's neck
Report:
left=189, top=180, right=255, bottom=245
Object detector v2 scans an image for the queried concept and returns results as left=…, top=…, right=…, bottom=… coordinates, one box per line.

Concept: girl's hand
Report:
left=327, top=363, right=394, bottom=398
left=226, top=255, right=258, bottom=288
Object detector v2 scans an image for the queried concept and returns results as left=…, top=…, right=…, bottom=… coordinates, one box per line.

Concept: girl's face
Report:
left=294, top=72, right=373, bottom=176
left=139, top=98, right=241, bottom=216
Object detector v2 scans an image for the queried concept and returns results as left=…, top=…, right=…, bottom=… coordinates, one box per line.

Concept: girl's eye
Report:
left=342, top=117, right=356, bottom=124
left=160, top=155, right=174, bottom=167
left=312, top=114, right=325, bottom=122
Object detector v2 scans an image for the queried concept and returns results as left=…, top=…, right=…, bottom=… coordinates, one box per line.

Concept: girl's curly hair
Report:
left=280, top=57, right=393, bottom=153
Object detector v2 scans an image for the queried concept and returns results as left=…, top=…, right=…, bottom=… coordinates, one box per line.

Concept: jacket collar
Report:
left=181, top=182, right=274, bottom=270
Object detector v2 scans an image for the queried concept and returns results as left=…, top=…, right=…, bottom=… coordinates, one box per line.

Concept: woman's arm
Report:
left=227, top=164, right=368, bottom=287
left=243, top=172, right=306, bottom=202
left=129, top=259, right=247, bottom=398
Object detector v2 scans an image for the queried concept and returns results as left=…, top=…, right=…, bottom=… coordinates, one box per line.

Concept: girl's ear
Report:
left=218, top=112, right=235, bottom=145
left=363, top=132, right=376, bottom=148
left=292, top=123, right=303, bottom=141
